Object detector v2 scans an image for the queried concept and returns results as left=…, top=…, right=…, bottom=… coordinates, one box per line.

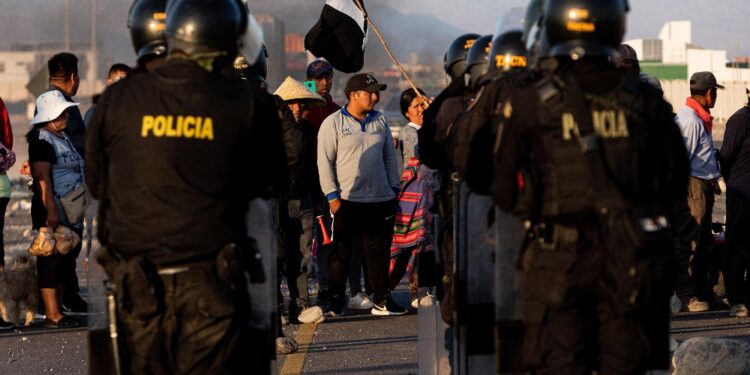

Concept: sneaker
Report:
left=45, top=315, right=81, bottom=329
left=275, top=337, right=298, bottom=355
left=411, top=298, right=419, bottom=309
left=297, top=306, right=326, bottom=324
left=0, top=318, right=14, bottom=331
left=729, top=304, right=749, bottom=318
left=707, top=297, right=730, bottom=311
left=348, top=292, right=374, bottom=310
left=324, top=295, right=346, bottom=317
left=683, top=297, right=709, bottom=312
left=371, top=296, right=407, bottom=316
left=62, top=296, right=88, bottom=314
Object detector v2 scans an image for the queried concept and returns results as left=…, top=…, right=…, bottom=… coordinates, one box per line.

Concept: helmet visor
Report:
left=240, top=11, right=264, bottom=64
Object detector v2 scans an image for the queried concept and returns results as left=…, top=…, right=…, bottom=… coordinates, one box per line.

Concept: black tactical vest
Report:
left=532, top=72, right=650, bottom=220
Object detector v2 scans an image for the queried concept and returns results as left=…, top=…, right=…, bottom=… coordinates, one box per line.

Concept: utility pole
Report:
left=91, top=0, right=98, bottom=94
left=64, top=0, right=70, bottom=51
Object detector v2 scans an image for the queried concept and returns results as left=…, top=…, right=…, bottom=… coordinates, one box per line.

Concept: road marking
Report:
left=280, top=322, right=318, bottom=375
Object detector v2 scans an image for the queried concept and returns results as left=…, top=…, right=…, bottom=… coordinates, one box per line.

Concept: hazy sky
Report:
left=382, top=0, right=750, bottom=56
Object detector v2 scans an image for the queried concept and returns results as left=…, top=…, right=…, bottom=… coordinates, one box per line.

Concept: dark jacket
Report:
left=720, top=105, right=750, bottom=195
left=492, top=60, right=689, bottom=218
left=85, top=58, right=287, bottom=265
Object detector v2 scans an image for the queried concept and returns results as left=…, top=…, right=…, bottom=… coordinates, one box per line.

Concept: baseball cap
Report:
left=344, top=73, right=387, bottom=98
left=307, top=60, right=334, bottom=79
left=690, top=71, right=725, bottom=91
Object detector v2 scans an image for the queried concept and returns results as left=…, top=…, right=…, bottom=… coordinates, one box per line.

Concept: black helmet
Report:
left=444, top=33, right=481, bottom=80
left=234, top=44, right=268, bottom=82
left=127, top=0, right=167, bottom=64
left=545, top=0, right=628, bottom=59
left=165, top=0, right=247, bottom=55
left=465, top=35, right=493, bottom=88
left=490, top=30, right=529, bottom=75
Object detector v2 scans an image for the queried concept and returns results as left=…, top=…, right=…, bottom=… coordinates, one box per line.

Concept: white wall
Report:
left=686, top=49, right=728, bottom=79
left=658, top=20, right=692, bottom=46
left=0, top=52, right=36, bottom=101
left=661, top=80, right=749, bottom=123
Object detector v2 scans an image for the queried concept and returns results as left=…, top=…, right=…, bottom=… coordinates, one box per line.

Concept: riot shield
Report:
left=245, top=197, right=279, bottom=375
left=87, top=210, right=119, bottom=375
left=451, top=179, right=496, bottom=374
left=419, top=214, right=452, bottom=375
left=493, top=208, right=526, bottom=373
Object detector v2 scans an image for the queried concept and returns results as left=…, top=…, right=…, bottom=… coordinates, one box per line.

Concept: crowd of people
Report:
left=1, top=0, right=750, bottom=374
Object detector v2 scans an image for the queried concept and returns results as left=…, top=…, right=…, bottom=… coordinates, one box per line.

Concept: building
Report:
left=625, top=20, right=750, bottom=82
left=624, top=21, right=750, bottom=121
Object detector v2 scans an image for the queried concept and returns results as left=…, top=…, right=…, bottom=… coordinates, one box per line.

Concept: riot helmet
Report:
left=444, top=33, right=481, bottom=80
left=165, top=0, right=247, bottom=56
left=465, top=35, right=493, bottom=88
left=234, top=44, right=268, bottom=82
left=521, top=0, right=546, bottom=66
left=127, top=0, right=167, bottom=65
left=490, top=30, right=529, bottom=75
left=545, top=0, right=628, bottom=60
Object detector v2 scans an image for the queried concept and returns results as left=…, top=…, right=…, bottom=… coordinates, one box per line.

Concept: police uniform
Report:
left=489, top=0, right=689, bottom=371
left=492, top=56, right=688, bottom=372
left=86, top=51, right=286, bottom=375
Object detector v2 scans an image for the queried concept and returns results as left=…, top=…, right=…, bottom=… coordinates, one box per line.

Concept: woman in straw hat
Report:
left=274, top=76, right=326, bottom=123
left=26, top=90, right=84, bottom=328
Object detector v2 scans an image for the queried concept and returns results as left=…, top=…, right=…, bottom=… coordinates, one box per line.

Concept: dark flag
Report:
left=305, top=0, right=368, bottom=73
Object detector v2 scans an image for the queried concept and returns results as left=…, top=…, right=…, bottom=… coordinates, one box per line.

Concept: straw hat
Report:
left=273, top=76, right=325, bottom=104
left=31, top=91, right=79, bottom=125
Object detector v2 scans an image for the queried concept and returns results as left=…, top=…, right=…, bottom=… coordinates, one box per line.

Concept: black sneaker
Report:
left=324, top=295, right=346, bottom=317
left=0, top=318, right=14, bottom=331
left=371, top=296, right=407, bottom=316
left=62, top=296, right=89, bottom=314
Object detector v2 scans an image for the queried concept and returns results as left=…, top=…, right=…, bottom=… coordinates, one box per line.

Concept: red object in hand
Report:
left=316, top=215, right=333, bottom=245
left=516, top=171, right=525, bottom=190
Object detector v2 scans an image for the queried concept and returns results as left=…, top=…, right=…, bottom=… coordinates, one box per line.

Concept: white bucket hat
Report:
left=273, top=76, right=325, bottom=104
left=30, top=90, right=79, bottom=125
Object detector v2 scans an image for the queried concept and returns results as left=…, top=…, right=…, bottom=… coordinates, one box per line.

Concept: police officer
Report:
left=85, top=0, right=287, bottom=373
left=456, top=29, right=530, bottom=194
left=414, top=33, right=479, bottom=326
left=128, top=0, right=167, bottom=71
left=491, top=0, right=688, bottom=372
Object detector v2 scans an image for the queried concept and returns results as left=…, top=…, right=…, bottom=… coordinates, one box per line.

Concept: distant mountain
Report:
left=0, top=1, right=465, bottom=76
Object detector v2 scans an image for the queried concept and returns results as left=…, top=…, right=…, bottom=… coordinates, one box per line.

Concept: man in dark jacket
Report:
left=719, top=92, right=750, bottom=317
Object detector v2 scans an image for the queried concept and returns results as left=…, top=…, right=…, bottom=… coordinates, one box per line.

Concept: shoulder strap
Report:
left=535, top=70, right=625, bottom=212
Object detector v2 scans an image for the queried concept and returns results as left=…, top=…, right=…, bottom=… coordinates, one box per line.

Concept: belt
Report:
left=533, top=222, right=583, bottom=246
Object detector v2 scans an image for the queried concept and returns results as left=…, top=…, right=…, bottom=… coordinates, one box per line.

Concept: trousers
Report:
left=119, top=264, right=268, bottom=375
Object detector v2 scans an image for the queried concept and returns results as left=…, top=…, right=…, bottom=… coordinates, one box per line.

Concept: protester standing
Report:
left=389, top=88, right=437, bottom=309
left=42, top=52, right=88, bottom=313
left=674, top=71, right=728, bottom=312
left=719, top=92, right=750, bottom=317
left=0, top=96, right=13, bottom=268
left=0, top=96, right=14, bottom=331
left=317, top=73, right=405, bottom=316
left=28, top=91, right=84, bottom=329
left=274, top=76, right=326, bottom=324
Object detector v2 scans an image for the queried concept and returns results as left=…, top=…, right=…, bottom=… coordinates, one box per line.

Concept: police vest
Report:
left=532, top=73, right=648, bottom=219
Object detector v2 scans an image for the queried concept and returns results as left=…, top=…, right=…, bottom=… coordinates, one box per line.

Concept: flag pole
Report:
left=352, top=0, right=426, bottom=103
